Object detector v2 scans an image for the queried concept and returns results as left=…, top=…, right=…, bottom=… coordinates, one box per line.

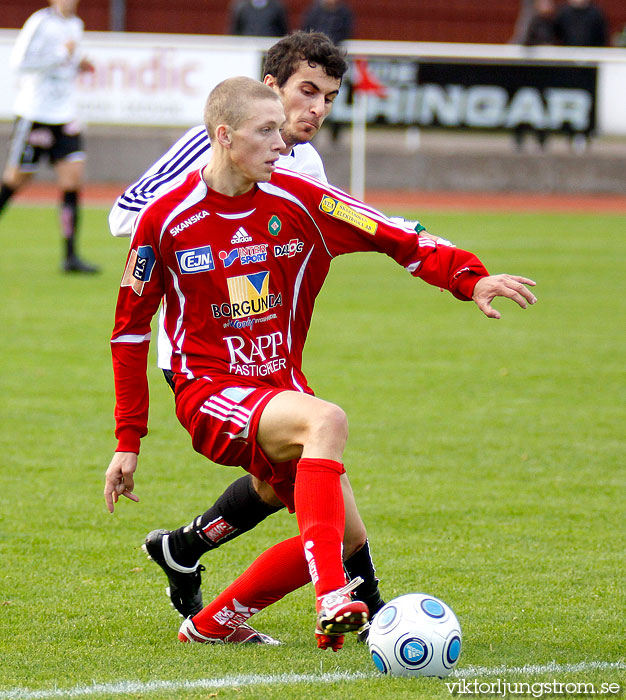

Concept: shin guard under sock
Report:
left=344, top=539, right=386, bottom=615
left=168, top=475, right=282, bottom=566
left=294, top=457, right=346, bottom=601
left=192, top=535, right=310, bottom=637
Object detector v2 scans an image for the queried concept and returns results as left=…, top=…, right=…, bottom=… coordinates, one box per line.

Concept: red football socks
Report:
left=294, top=457, right=347, bottom=603
left=191, top=535, right=310, bottom=637
left=191, top=458, right=348, bottom=638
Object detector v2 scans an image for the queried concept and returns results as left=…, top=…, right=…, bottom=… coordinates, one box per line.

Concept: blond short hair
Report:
left=204, top=77, right=280, bottom=139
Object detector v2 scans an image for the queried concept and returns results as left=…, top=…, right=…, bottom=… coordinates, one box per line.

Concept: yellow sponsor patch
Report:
left=319, top=195, right=378, bottom=235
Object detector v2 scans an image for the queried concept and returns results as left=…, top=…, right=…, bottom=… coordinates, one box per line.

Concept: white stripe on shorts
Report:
left=201, top=409, right=247, bottom=429
left=209, top=395, right=251, bottom=422
left=199, top=393, right=252, bottom=429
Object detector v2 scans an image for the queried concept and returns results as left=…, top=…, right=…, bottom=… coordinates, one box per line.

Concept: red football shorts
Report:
left=175, top=381, right=298, bottom=511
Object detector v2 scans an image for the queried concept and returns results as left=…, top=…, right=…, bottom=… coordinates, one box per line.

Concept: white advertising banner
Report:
left=0, top=31, right=265, bottom=127
left=597, top=61, right=626, bottom=136
left=0, top=31, right=625, bottom=133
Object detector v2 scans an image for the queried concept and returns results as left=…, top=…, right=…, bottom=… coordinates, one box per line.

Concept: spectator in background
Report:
left=522, top=0, right=557, bottom=45
left=510, top=0, right=536, bottom=43
left=514, top=0, right=556, bottom=151
left=229, top=0, right=289, bottom=37
left=0, top=0, right=99, bottom=273
left=513, top=0, right=557, bottom=152
left=301, top=1, right=354, bottom=142
left=301, top=0, right=354, bottom=46
left=553, top=0, right=608, bottom=47
left=554, top=0, right=608, bottom=152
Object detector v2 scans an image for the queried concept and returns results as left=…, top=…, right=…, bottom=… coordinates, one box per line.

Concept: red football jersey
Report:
left=111, top=167, right=489, bottom=452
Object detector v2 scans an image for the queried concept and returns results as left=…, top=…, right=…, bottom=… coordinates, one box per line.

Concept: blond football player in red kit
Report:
left=104, top=77, right=536, bottom=650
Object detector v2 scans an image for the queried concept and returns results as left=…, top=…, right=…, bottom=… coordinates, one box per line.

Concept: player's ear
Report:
left=264, top=74, right=279, bottom=93
left=215, top=124, right=232, bottom=148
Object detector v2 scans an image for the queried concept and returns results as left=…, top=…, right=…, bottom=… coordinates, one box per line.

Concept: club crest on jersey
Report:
left=121, top=245, right=156, bottom=296
left=231, top=227, right=252, bottom=244
left=268, top=215, right=282, bottom=236
left=221, top=271, right=281, bottom=320
left=176, top=245, right=215, bottom=274
left=319, top=195, right=378, bottom=235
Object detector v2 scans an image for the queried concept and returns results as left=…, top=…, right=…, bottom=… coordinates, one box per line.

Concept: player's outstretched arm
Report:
left=104, top=451, right=139, bottom=513
left=472, top=274, right=537, bottom=319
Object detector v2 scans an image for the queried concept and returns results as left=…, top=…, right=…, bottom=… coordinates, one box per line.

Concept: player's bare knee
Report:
left=307, top=401, right=348, bottom=451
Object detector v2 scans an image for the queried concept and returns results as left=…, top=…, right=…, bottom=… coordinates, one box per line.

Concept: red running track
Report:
left=13, top=183, right=626, bottom=214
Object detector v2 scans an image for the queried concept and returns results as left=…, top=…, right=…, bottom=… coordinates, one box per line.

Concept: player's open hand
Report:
left=472, top=274, right=537, bottom=319
left=104, top=451, right=140, bottom=513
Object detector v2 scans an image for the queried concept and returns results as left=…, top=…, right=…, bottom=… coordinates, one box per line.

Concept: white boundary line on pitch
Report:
left=0, top=661, right=624, bottom=700
left=453, top=660, right=626, bottom=678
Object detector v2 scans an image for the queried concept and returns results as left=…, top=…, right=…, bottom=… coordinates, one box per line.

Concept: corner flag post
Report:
left=350, top=58, right=387, bottom=201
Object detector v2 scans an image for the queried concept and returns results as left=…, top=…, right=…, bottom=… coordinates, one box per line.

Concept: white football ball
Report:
left=367, top=593, right=462, bottom=677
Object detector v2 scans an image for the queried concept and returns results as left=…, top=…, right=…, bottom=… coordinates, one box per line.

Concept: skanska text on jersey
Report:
left=169, top=210, right=210, bottom=236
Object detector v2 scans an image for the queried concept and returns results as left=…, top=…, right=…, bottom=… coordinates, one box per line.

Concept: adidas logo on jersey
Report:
left=231, top=227, right=252, bottom=244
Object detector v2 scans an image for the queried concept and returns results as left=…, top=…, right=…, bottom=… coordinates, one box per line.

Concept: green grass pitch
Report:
left=0, top=203, right=624, bottom=699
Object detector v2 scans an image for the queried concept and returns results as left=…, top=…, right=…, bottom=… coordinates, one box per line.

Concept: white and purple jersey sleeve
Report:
left=108, top=125, right=212, bottom=238
left=108, top=126, right=328, bottom=238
